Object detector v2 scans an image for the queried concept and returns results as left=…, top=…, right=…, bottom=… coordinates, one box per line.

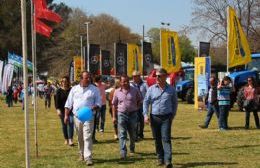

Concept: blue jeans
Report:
left=60, top=113, right=74, bottom=139
left=97, top=105, right=106, bottom=130
left=218, top=105, right=229, bottom=129
left=118, top=112, right=137, bottom=157
left=151, top=114, right=173, bottom=164
left=136, top=107, right=144, bottom=138
left=205, top=103, right=219, bottom=127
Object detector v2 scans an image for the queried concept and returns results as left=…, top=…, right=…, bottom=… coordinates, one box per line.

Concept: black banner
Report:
left=199, top=42, right=210, bottom=57
left=115, top=43, right=127, bottom=76
left=143, top=41, right=153, bottom=75
left=101, top=50, right=111, bottom=75
left=88, top=44, right=100, bottom=75
left=69, top=60, right=74, bottom=83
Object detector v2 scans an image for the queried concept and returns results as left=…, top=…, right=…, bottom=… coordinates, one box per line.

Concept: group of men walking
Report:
left=63, top=68, right=178, bottom=168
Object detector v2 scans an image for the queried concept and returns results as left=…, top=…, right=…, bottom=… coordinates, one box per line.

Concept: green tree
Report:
left=147, top=28, right=160, bottom=64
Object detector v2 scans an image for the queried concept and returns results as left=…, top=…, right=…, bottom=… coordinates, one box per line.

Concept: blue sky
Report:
left=54, top=0, right=199, bottom=46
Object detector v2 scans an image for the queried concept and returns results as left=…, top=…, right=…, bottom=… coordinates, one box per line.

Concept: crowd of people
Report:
left=2, top=68, right=259, bottom=168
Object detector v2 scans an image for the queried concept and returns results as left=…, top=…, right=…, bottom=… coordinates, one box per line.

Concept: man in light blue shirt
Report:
left=143, top=68, right=177, bottom=168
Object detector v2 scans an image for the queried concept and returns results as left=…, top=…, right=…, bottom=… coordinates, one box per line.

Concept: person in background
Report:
left=143, top=68, right=177, bottom=168
left=6, top=86, right=13, bottom=107
left=243, top=77, right=260, bottom=129
left=64, top=71, right=101, bottom=166
left=112, top=75, right=141, bottom=160
left=109, top=78, right=120, bottom=140
left=44, top=82, right=53, bottom=109
left=13, top=85, right=19, bottom=104
left=131, top=70, right=147, bottom=140
left=199, top=76, right=219, bottom=129
left=217, top=76, right=232, bottom=131
left=94, top=75, right=107, bottom=133
left=55, top=76, right=74, bottom=146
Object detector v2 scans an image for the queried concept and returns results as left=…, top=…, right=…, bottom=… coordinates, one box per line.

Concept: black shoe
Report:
left=157, top=160, right=164, bottom=166
left=92, top=139, right=98, bottom=143
left=199, top=124, right=208, bottom=129
left=245, top=126, right=249, bottom=129
left=165, top=163, right=173, bottom=168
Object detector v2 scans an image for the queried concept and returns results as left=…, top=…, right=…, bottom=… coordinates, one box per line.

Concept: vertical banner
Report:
left=73, top=56, right=81, bottom=82
left=227, top=7, right=251, bottom=68
left=127, top=43, right=142, bottom=77
left=199, top=42, right=210, bottom=57
left=143, top=41, right=153, bottom=75
left=101, top=50, right=111, bottom=75
left=1, top=64, right=14, bottom=93
left=69, top=60, right=74, bottom=83
left=0, top=60, right=3, bottom=91
left=115, top=43, right=127, bottom=76
left=194, top=57, right=211, bottom=109
left=160, top=29, right=181, bottom=73
left=89, top=44, right=100, bottom=75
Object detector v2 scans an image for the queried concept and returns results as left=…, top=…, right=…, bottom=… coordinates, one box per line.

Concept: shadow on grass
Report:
left=217, top=144, right=260, bottom=149
left=142, top=136, right=192, bottom=141
left=94, top=155, right=153, bottom=165
left=176, top=161, right=238, bottom=168
left=94, top=139, right=118, bottom=144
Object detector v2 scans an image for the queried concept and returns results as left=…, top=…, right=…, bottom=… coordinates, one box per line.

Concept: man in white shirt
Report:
left=64, top=71, right=101, bottom=166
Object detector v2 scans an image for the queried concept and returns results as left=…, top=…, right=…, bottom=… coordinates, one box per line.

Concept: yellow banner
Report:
left=73, top=56, right=81, bottom=82
left=127, top=44, right=142, bottom=76
left=227, top=7, right=251, bottom=68
left=160, top=29, right=181, bottom=73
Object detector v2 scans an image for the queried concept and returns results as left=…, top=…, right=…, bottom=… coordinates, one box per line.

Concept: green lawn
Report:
left=0, top=96, right=259, bottom=168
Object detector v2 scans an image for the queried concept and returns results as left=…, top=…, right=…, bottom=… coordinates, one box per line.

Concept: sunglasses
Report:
left=248, top=80, right=252, bottom=82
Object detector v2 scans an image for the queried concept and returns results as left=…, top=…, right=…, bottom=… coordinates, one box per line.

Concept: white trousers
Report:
left=74, top=117, right=94, bottom=160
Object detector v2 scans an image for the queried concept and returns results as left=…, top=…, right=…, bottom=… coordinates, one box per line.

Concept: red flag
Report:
left=35, top=18, right=53, bottom=38
left=33, top=0, right=62, bottom=38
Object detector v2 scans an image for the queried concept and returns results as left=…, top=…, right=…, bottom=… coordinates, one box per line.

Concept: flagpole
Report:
left=80, top=35, right=83, bottom=71
left=142, top=25, right=144, bottom=79
left=160, top=28, right=162, bottom=67
left=31, top=0, right=38, bottom=157
left=21, top=0, right=30, bottom=167
left=226, top=6, right=230, bottom=73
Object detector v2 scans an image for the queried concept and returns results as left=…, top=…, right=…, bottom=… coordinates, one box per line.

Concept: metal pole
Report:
left=86, top=22, right=90, bottom=71
left=80, top=35, right=83, bottom=71
left=142, top=25, right=145, bottom=79
left=226, top=7, right=230, bottom=73
left=31, top=0, right=38, bottom=157
left=21, top=0, right=30, bottom=167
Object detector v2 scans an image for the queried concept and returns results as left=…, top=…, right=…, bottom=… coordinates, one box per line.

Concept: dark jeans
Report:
left=218, top=105, right=229, bottom=129
left=96, top=105, right=106, bottom=130
left=92, top=110, right=98, bottom=140
left=45, top=96, right=51, bottom=108
left=136, top=108, right=144, bottom=139
left=151, top=113, right=173, bottom=164
left=204, top=103, right=219, bottom=127
left=118, top=112, right=137, bottom=157
left=60, top=113, right=74, bottom=139
left=245, top=110, right=260, bottom=128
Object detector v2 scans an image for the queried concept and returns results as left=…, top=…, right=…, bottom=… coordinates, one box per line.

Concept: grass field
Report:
left=0, top=96, right=259, bottom=168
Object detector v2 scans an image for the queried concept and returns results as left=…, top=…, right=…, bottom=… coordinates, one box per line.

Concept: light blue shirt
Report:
left=143, top=84, right=178, bottom=118
left=130, top=80, right=148, bottom=100
left=65, top=84, right=102, bottom=116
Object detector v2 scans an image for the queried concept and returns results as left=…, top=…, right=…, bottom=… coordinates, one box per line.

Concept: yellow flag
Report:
left=73, top=56, right=81, bottom=82
left=127, top=44, right=142, bottom=76
left=227, top=7, right=251, bottom=68
left=160, top=29, right=181, bottom=72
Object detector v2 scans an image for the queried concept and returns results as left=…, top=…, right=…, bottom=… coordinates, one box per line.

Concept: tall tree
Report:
left=191, top=0, right=260, bottom=51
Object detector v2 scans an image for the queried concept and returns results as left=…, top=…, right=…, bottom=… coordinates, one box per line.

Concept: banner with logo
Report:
left=143, top=41, right=153, bottom=75
left=115, top=43, right=127, bottom=76
left=199, top=42, right=210, bottom=57
left=227, top=7, right=251, bottom=68
left=8, top=52, right=33, bottom=71
left=73, top=56, right=81, bottom=82
left=194, top=57, right=211, bottom=109
left=160, top=29, right=181, bottom=73
left=89, top=44, right=100, bottom=75
left=101, top=50, right=111, bottom=75
left=127, top=43, right=142, bottom=77
left=69, top=60, right=74, bottom=83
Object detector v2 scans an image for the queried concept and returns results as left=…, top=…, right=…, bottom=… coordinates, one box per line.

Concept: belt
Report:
left=119, top=110, right=138, bottom=115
